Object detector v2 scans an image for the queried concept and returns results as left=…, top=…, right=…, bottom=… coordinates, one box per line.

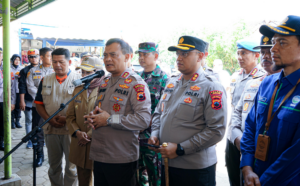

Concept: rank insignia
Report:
left=209, top=90, right=223, bottom=110
left=243, top=103, right=249, bottom=112
left=124, top=78, right=132, bottom=84
left=263, top=36, right=269, bottom=45
left=121, top=72, right=129, bottom=78
left=162, top=94, right=167, bottom=100
left=178, top=74, right=183, bottom=80
left=245, top=94, right=251, bottom=99
left=167, top=83, right=174, bottom=88
left=113, top=103, right=121, bottom=112
left=161, top=103, right=164, bottom=112
left=191, top=73, right=199, bottom=81
left=250, top=68, right=258, bottom=76
left=98, top=95, right=103, bottom=100
left=119, top=84, right=130, bottom=89
left=137, top=92, right=146, bottom=102
left=190, top=85, right=200, bottom=91
left=113, top=96, right=123, bottom=102
left=98, top=102, right=101, bottom=108
left=105, top=79, right=109, bottom=83
left=184, top=97, right=192, bottom=103
left=101, top=83, right=108, bottom=88
left=251, top=82, right=259, bottom=87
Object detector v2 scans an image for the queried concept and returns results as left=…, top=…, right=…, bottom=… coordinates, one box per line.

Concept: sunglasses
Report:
left=28, top=56, right=38, bottom=59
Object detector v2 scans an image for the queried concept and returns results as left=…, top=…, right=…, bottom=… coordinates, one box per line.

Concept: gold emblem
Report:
left=263, top=36, right=269, bottom=44
left=280, top=17, right=289, bottom=25
left=179, top=37, right=184, bottom=44
left=243, top=103, right=249, bottom=112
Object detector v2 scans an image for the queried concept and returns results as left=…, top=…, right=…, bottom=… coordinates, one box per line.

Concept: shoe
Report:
left=35, top=147, right=44, bottom=167
left=0, top=139, right=4, bottom=151
left=11, top=118, right=16, bottom=129
left=26, top=141, right=33, bottom=149
left=15, top=118, right=22, bottom=128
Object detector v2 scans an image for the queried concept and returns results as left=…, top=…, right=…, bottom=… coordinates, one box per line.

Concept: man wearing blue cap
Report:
left=241, top=15, right=300, bottom=186
left=148, top=36, right=227, bottom=186
left=226, top=38, right=265, bottom=186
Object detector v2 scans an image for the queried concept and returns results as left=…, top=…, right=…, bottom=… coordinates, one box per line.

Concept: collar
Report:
left=277, top=68, right=300, bottom=86
left=141, top=65, right=161, bottom=77
left=239, top=64, right=263, bottom=77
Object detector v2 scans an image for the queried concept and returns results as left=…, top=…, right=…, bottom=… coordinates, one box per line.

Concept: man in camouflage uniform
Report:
left=201, top=42, right=219, bottom=80
left=136, top=42, right=169, bottom=186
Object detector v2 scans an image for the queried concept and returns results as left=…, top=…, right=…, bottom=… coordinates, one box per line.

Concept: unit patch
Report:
left=167, top=83, right=174, bottom=88
left=121, top=72, right=129, bottom=78
left=113, top=103, right=121, bottom=112
left=134, top=84, right=146, bottom=101
left=209, top=90, right=223, bottom=110
left=190, top=85, right=200, bottom=91
left=119, top=84, right=130, bottom=89
left=124, top=78, right=132, bottom=84
left=191, top=73, right=199, bottom=81
left=11, top=72, right=15, bottom=80
left=134, top=84, right=145, bottom=92
left=184, top=97, right=192, bottom=103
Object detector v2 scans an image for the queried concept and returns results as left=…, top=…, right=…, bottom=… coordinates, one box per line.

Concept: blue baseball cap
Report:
left=237, top=39, right=260, bottom=52
left=260, top=15, right=300, bottom=37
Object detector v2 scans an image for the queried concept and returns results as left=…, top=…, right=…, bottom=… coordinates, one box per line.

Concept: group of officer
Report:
left=1, top=14, right=300, bottom=186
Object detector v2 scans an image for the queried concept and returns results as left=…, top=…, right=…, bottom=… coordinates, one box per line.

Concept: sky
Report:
left=13, top=0, right=300, bottom=46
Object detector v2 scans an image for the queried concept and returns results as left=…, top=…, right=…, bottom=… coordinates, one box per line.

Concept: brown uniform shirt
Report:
left=90, top=68, right=151, bottom=163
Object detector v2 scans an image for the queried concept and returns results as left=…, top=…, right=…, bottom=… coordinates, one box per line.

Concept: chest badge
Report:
left=119, top=84, right=130, bottom=89
left=231, top=79, right=236, bottom=82
left=209, top=90, right=223, bottom=110
left=113, top=96, right=123, bottom=102
left=245, top=94, right=251, bottom=99
left=251, top=82, right=259, bottom=88
left=35, top=70, right=41, bottom=73
left=124, top=78, right=132, bottom=84
left=101, top=83, right=108, bottom=88
left=292, top=95, right=300, bottom=104
left=191, top=73, right=199, bottom=81
left=162, top=94, right=167, bottom=100
left=190, top=85, right=200, bottom=91
left=121, top=72, right=129, bottom=78
left=243, top=102, right=249, bottom=112
left=167, top=83, right=174, bottom=88
left=184, top=97, right=192, bottom=103
left=113, top=103, right=121, bottom=112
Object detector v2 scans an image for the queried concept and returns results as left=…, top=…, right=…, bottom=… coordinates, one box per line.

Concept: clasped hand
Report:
left=147, top=136, right=178, bottom=159
left=49, top=114, right=66, bottom=128
left=84, top=106, right=110, bottom=130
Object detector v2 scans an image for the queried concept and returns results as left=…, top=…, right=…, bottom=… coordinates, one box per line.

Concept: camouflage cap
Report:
left=135, top=42, right=159, bottom=54
left=76, top=57, right=103, bottom=71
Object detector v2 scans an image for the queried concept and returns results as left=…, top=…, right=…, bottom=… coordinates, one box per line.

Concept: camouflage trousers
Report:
left=137, top=146, right=162, bottom=186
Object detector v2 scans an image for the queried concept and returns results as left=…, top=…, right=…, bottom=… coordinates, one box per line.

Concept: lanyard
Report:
left=264, top=78, right=300, bottom=133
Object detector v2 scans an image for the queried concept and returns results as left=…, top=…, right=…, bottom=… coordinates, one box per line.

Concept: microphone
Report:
left=72, top=70, right=105, bottom=86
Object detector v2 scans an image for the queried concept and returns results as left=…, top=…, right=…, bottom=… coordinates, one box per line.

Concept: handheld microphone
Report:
left=72, top=70, right=105, bottom=86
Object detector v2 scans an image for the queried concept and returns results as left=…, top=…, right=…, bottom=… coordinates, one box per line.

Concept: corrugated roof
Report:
left=0, top=0, right=55, bottom=25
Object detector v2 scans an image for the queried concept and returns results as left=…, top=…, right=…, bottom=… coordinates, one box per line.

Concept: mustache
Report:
left=261, top=60, right=273, bottom=64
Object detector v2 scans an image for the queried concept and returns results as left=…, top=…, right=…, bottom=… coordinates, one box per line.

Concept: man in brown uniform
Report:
left=66, top=57, right=103, bottom=186
left=84, top=38, right=151, bottom=186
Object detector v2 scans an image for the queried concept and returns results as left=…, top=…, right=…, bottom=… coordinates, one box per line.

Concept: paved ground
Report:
left=0, top=111, right=231, bottom=186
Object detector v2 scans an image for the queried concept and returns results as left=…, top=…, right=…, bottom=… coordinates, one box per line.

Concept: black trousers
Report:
left=12, top=93, right=21, bottom=119
left=0, top=102, right=3, bottom=139
left=161, top=164, right=216, bottom=186
left=32, top=107, right=44, bottom=147
left=94, top=161, right=137, bottom=186
left=225, top=139, right=242, bottom=186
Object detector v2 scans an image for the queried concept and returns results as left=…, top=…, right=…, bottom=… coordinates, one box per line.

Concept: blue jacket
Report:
left=240, top=68, right=300, bottom=186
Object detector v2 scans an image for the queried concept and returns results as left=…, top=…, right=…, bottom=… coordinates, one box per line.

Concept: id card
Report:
left=255, top=134, right=270, bottom=161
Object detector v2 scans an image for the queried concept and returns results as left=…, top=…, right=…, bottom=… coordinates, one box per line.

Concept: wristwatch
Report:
left=106, top=116, right=112, bottom=126
left=176, top=144, right=185, bottom=156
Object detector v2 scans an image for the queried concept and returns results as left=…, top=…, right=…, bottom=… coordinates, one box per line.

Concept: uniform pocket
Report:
left=175, top=96, right=197, bottom=122
left=277, top=108, right=300, bottom=141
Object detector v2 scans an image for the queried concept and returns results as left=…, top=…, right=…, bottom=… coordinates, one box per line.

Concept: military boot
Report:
left=35, top=147, right=44, bottom=167
left=11, top=114, right=16, bottom=129
left=0, top=137, right=4, bottom=151
left=15, top=118, right=22, bottom=128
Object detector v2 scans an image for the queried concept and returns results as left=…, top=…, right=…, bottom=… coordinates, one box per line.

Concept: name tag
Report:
left=255, top=134, right=270, bottom=161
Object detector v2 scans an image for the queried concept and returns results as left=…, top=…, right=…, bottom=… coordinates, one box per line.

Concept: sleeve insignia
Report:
left=209, top=90, right=223, bottom=110
left=113, top=96, right=123, bottom=102
left=124, top=78, right=132, bottom=84
left=167, top=83, right=174, bottom=88
left=119, top=84, right=130, bottom=89
left=191, top=73, right=199, bottom=81
left=121, top=72, right=129, bottom=78
left=184, top=97, right=192, bottom=103
left=190, top=85, right=201, bottom=91
left=113, top=103, right=121, bottom=112
left=134, top=84, right=146, bottom=101
left=11, top=72, right=15, bottom=80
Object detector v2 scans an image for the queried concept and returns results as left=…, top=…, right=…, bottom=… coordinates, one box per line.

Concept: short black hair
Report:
left=129, top=46, right=133, bottom=54
left=296, top=35, right=300, bottom=45
left=106, top=38, right=130, bottom=55
left=40, top=47, right=52, bottom=57
left=205, top=42, right=209, bottom=53
left=52, top=48, right=70, bottom=60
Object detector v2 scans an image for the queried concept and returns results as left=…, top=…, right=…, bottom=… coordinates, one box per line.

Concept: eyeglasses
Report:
left=176, top=51, right=200, bottom=58
left=28, top=56, right=37, bottom=59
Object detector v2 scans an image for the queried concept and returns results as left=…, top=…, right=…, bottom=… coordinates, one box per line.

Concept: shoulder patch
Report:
left=209, top=90, right=223, bottom=110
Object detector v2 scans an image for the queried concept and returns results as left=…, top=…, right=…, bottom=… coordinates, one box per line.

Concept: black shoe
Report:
left=35, top=148, right=44, bottom=167
left=15, top=118, right=22, bottom=128
left=11, top=119, right=16, bottom=129
left=0, top=140, right=4, bottom=151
